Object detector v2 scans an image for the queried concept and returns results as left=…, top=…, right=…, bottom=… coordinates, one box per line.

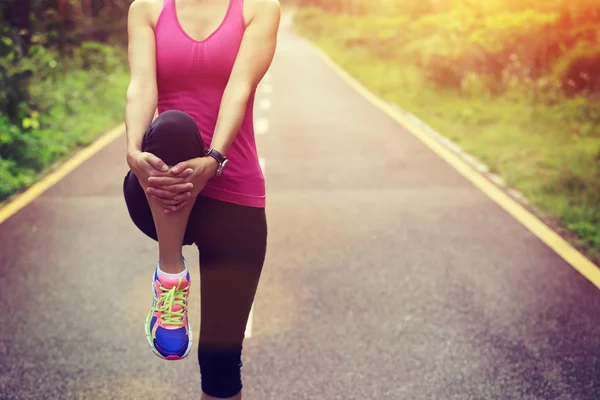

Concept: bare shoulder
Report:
left=129, top=0, right=164, bottom=26
left=245, top=0, right=280, bottom=24
left=129, top=0, right=159, bottom=14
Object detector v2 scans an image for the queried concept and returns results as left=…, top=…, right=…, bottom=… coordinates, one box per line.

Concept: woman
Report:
left=122, top=0, right=280, bottom=398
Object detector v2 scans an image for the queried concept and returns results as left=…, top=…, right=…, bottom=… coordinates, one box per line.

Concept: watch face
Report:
left=216, top=159, right=228, bottom=176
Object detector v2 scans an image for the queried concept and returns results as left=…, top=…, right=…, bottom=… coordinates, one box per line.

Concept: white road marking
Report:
left=245, top=73, right=271, bottom=339
left=259, top=98, right=272, bottom=111
left=245, top=306, right=254, bottom=338
left=255, top=118, right=269, bottom=135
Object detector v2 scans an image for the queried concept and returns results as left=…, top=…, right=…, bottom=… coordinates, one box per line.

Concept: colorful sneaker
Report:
left=145, top=263, right=192, bottom=360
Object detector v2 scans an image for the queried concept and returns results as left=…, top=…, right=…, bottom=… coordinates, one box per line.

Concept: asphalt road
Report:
left=2, top=13, right=600, bottom=400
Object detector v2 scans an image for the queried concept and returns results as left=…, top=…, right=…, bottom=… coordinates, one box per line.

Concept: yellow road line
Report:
left=0, top=123, right=125, bottom=225
left=309, top=41, right=600, bottom=289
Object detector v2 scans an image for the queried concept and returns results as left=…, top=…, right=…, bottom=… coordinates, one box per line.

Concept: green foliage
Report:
left=0, top=65, right=129, bottom=201
left=0, top=26, right=31, bottom=120
left=0, top=0, right=131, bottom=201
left=0, top=39, right=62, bottom=121
left=551, top=44, right=600, bottom=96
left=295, top=3, right=600, bottom=96
left=294, top=3, right=600, bottom=259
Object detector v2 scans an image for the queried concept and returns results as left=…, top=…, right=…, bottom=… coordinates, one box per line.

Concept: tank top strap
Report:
left=155, top=0, right=175, bottom=33
left=159, top=0, right=172, bottom=14
left=227, top=0, right=247, bottom=31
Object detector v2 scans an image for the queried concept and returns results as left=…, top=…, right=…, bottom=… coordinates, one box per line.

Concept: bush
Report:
left=0, top=0, right=132, bottom=201
left=0, top=41, right=128, bottom=202
left=293, top=3, right=600, bottom=260
left=296, top=3, right=600, bottom=97
left=552, top=44, right=600, bottom=97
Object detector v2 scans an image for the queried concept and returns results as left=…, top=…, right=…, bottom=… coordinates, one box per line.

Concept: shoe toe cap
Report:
left=154, top=327, right=189, bottom=357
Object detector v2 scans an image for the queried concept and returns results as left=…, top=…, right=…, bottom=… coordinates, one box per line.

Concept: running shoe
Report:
left=145, top=262, right=193, bottom=360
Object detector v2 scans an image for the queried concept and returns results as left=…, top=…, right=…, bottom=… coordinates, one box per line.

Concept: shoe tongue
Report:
left=158, top=275, right=188, bottom=290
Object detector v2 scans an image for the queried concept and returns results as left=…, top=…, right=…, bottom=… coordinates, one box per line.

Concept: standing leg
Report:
left=192, top=196, right=268, bottom=399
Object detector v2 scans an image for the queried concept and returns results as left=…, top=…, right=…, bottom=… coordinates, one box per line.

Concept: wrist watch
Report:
left=204, top=148, right=228, bottom=176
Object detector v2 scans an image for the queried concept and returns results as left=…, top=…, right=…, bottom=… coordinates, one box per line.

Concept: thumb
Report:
left=145, top=153, right=168, bottom=172
left=170, top=160, right=190, bottom=175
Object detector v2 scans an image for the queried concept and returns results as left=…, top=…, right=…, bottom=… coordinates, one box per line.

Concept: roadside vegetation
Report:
left=293, top=0, right=600, bottom=260
left=1, top=0, right=130, bottom=201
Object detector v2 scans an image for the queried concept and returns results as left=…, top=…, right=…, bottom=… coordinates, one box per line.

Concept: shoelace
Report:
left=156, top=278, right=189, bottom=326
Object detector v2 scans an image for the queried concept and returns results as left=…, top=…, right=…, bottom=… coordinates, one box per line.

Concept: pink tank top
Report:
left=154, top=0, right=265, bottom=208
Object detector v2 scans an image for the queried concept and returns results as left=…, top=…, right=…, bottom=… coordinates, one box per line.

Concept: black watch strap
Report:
left=204, top=148, right=226, bottom=163
left=204, top=148, right=228, bottom=175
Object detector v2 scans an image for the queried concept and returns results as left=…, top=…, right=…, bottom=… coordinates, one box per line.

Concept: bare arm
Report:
left=208, top=0, right=281, bottom=155
left=125, top=0, right=159, bottom=166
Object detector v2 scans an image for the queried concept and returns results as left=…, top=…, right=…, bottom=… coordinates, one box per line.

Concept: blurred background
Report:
left=291, top=0, right=600, bottom=262
left=1, top=0, right=599, bottom=260
left=1, top=1, right=600, bottom=399
left=1, top=0, right=130, bottom=198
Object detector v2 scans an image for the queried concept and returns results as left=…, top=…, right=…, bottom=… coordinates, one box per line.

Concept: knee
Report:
left=151, top=110, right=201, bottom=146
left=198, top=346, right=243, bottom=398
left=144, top=110, right=204, bottom=164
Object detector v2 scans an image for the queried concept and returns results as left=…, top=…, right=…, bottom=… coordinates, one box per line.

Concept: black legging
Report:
left=122, top=110, right=267, bottom=398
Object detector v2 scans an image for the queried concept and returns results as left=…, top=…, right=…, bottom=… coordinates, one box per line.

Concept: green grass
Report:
left=294, top=10, right=600, bottom=261
left=0, top=66, right=129, bottom=202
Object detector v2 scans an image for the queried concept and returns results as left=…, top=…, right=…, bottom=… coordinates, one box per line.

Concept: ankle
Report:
left=158, top=258, right=186, bottom=274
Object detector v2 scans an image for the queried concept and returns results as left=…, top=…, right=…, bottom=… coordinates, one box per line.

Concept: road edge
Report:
left=0, top=123, right=125, bottom=225
left=305, top=38, right=600, bottom=290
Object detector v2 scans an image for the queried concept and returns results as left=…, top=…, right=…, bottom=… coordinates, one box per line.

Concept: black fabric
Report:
left=198, top=345, right=244, bottom=398
left=123, top=109, right=205, bottom=245
left=122, top=110, right=267, bottom=397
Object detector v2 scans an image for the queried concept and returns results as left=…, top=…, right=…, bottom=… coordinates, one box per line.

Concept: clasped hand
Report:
left=129, top=151, right=218, bottom=213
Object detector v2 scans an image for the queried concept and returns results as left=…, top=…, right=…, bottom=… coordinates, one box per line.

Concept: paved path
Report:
left=1, top=13, right=600, bottom=400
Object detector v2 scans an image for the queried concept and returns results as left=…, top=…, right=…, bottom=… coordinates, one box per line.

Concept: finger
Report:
left=165, top=200, right=191, bottom=213
left=159, top=182, right=194, bottom=194
left=146, top=186, right=178, bottom=199
left=170, top=160, right=193, bottom=174
left=165, top=192, right=192, bottom=204
left=144, top=153, right=169, bottom=172
left=151, top=192, right=191, bottom=206
left=148, top=175, right=189, bottom=187
left=171, top=167, right=194, bottom=177
left=151, top=196, right=176, bottom=208
left=147, top=181, right=193, bottom=197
